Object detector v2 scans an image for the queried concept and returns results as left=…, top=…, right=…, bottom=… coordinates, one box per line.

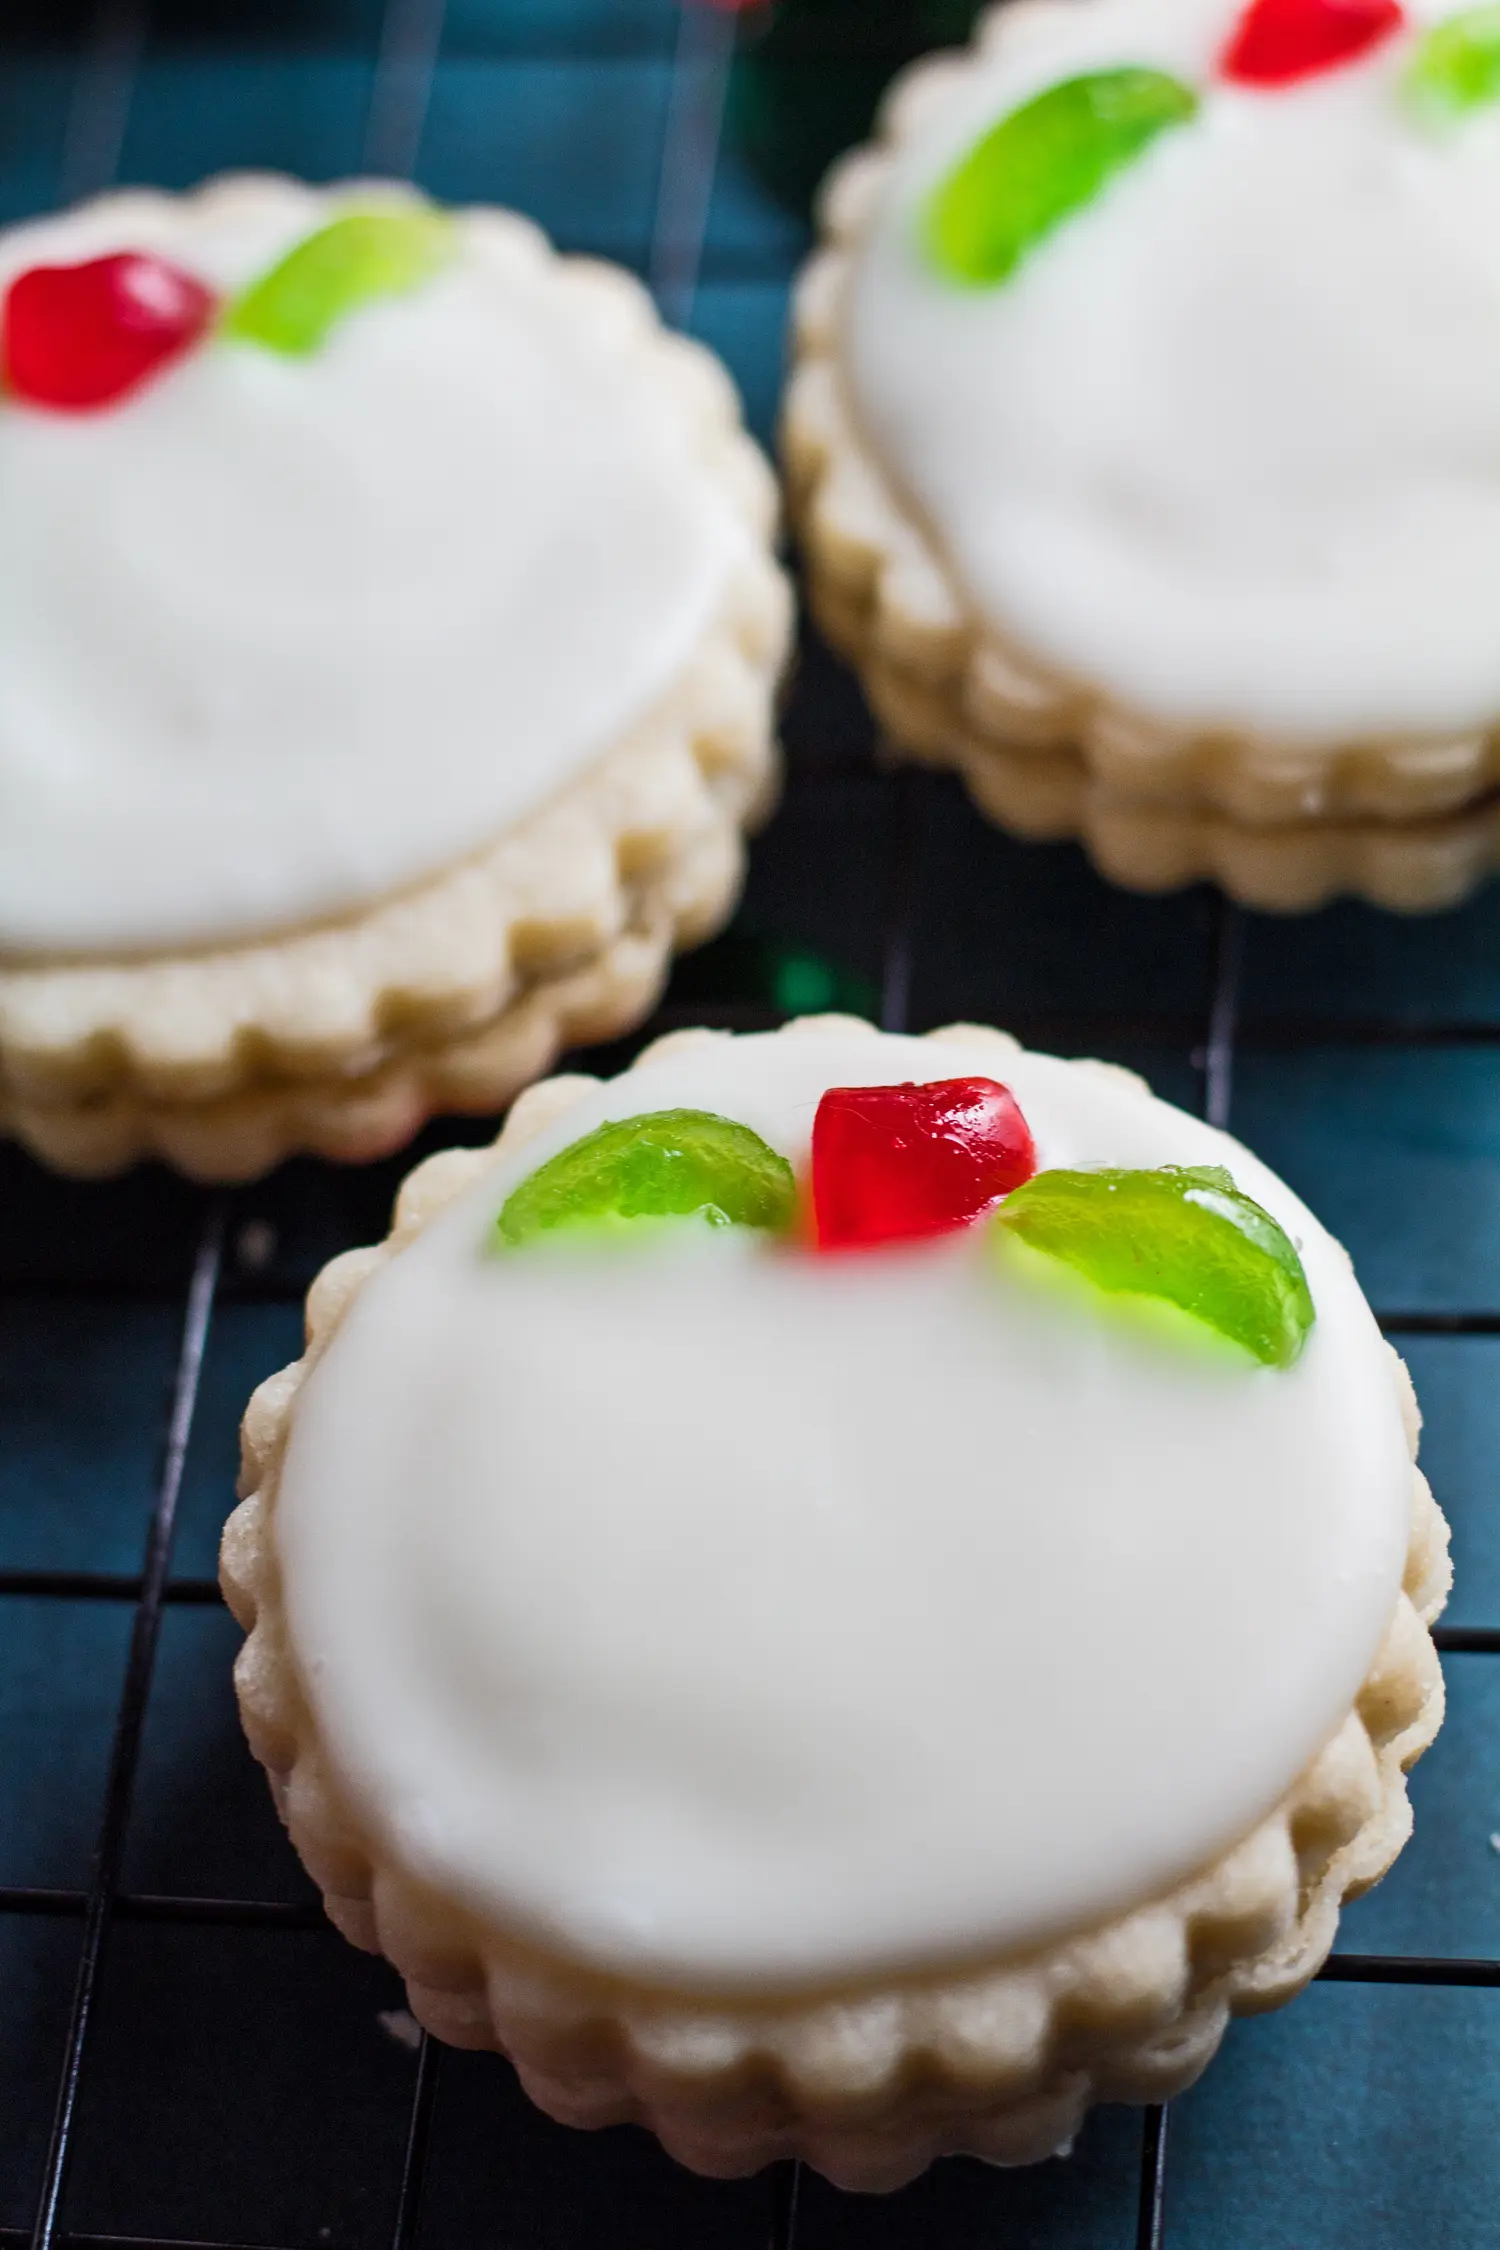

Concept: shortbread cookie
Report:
left=0, top=888, right=690, bottom=1180
left=955, top=739, right=1500, bottom=914
left=0, top=174, right=790, bottom=1177
left=224, top=1017, right=1447, bottom=2189
left=787, top=0, right=1500, bottom=827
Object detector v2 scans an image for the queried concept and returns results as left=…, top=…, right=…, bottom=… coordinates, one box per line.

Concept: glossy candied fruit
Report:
left=224, top=207, right=454, bottom=356
left=812, top=1077, right=1037, bottom=1250
left=926, top=69, right=1198, bottom=288
left=1220, top=0, right=1403, bottom=85
left=496, top=1109, right=797, bottom=1248
left=3, top=252, right=215, bottom=411
left=1406, top=2, right=1500, bottom=111
left=992, top=1164, right=1315, bottom=1367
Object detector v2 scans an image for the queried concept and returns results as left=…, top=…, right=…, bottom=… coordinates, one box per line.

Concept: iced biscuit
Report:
left=223, top=1017, right=1448, bottom=2188
left=0, top=176, right=789, bottom=1177
left=787, top=0, right=1500, bottom=827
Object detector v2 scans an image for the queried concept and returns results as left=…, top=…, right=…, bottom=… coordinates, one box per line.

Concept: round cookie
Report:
left=223, top=1017, right=1448, bottom=2189
left=787, top=0, right=1500, bottom=827
left=0, top=175, right=790, bottom=1178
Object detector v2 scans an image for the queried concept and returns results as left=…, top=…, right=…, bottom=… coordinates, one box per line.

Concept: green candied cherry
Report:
left=224, top=207, right=455, bottom=355
left=495, top=1109, right=797, bottom=1248
left=1406, top=3, right=1500, bottom=114
left=925, top=68, right=1199, bottom=289
left=992, top=1164, right=1315, bottom=1368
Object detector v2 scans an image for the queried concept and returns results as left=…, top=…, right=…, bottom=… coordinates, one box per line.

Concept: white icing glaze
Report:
left=844, top=0, right=1500, bottom=743
left=0, top=181, right=747, bottom=954
left=275, top=1029, right=1411, bottom=1993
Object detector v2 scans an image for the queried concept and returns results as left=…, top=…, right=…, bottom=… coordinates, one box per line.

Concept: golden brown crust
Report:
left=784, top=27, right=1500, bottom=830
left=941, top=734, right=1500, bottom=915
left=0, top=849, right=730, bottom=1180
left=221, top=1020, right=1449, bottom=2189
left=0, top=177, right=791, bottom=1173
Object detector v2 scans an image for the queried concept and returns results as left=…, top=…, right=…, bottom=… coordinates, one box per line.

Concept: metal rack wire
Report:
left=2, top=4, right=1498, bottom=2246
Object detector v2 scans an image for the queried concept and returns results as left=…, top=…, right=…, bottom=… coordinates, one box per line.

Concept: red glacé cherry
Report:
left=3, top=252, right=216, bottom=411
left=811, top=1077, right=1037, bottom=1251
left=1220, top=0, right=1403, bottom=84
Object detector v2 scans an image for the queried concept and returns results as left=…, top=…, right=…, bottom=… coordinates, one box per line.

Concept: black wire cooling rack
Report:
left=3, top=5, right=1500, bottom=2247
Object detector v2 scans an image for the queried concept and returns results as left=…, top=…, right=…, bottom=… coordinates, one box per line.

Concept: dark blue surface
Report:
left=0, top=3, right=1496, bottom=2246
left=1234, top=1049, right=1500, bottom=1312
